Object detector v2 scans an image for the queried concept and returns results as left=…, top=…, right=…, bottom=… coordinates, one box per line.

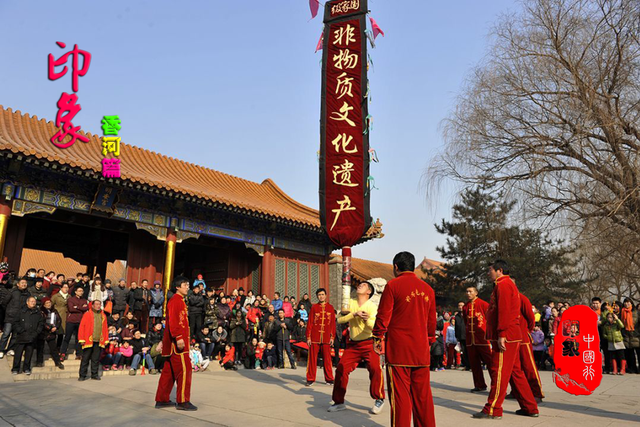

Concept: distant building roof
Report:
left=330, top=254, right=441, bottom=283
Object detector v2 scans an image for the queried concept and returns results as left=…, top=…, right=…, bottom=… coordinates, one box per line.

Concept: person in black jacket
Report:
left=455, top=301, right=469, bottom=370
left=74, top=274, right=91, bottom=297
left=274, top=309, right=296, bottom=369
left=28, top=279, right=47, bottom=308
left=112, top=279, right=129, bottom=316
left=11, top=296, right=44, bottom=375
left=129, top=329, right=157, bottom=375
left=0, top=278, right=31, bottom=358
left=188, top=285, right=205, bottom=337
left=35, top=297, right=64, bottom=369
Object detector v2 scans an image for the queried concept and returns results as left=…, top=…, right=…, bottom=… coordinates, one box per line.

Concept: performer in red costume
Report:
left=155, top=276, right=197, bottom=411
left=473, top=260, right=538, bottom=419
left=373, top=252, right=437, bottom=427
left=509, top=293, right=544, bottom=400
left=463, top=285, right=492, bottom=392
left=306, top=288, right=335, bottom=386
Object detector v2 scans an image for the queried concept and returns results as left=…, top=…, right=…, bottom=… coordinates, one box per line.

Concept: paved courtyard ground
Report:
left=0, top=360, right=638, bottom=427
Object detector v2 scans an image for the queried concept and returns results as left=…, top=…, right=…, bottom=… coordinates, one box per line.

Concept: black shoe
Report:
left=78, top=377, right=88, bottom=381
left=326, top=381, right=334, bottom=385
left=57, top=363, right=65, bottom=370
left=515, top=409, right=539, bottom=417
left=470, top=387, right=487, bottom=393
left=305, top=381, right=314, bottom=386
left=472, top=411, right=501, bottom=420
left=34, top=363, right=44, bottom=368
left=505, top=393, right=516, bottom=400
left=155, top=401, right=174, bottom=409
left=91, top=376, right=101, bottom=381
left=176, top=402, right=198, bottom=411
left=291, top=365, right=297, bottom=369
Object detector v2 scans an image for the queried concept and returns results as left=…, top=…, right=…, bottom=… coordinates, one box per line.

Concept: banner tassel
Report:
left=368, top=148, right=379, bottom=163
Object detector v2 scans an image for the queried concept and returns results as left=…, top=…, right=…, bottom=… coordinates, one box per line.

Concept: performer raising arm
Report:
left=373, top=252, right=437, bottom=427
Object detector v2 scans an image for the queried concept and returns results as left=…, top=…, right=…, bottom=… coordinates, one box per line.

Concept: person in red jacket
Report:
left=473, top=260, right=539, bottom=419
left=508, top=293, right=544, bottom=401
left=155, top=276, right=197, bottom=411
left=463, top=286, right=492, bottom=392
left=305, top=288, right=335, bottom=386
left=373, top=252, right=437, bottom=427
left=78, top=300, right=108, bottom=381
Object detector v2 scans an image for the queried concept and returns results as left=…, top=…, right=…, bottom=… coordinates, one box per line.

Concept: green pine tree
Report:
left=431, top=187, right=585, bottom=308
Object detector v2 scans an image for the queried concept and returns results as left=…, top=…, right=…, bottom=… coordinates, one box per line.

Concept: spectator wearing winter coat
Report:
left=230, top=311, right=247, bottom=364
left=431, top=331, right=445, bottom=371
left=129, top=280, right=150, bottom=334
left=0, top=276, right=10, bottom=327
left=117, top=341, right=134, bottom=369
left=111, top=279, right=129, bottom=316
left=604, top=312, right=626, bottom=374
left=220, top=344, right=236, bottom=370
left=60, top=286, right=89, bottom=359
left=275, top=309, right=296, bottom=369
left=445, top=317, right=459, bottom=369
left=263, top=342, right=277, bottom=369
left=621, top=298, right=639, bottom=374
left=196, top=326, right=215, bottom=359
left=454, top=302, right=468, bottom=369
left=88, top=279, right=108, bottom=309
left=74, top=274, right=91, bottom=298
left=193, top=274, right=206, bottom=290
left=129, top=330, right=157, bottom=375
left=188, top=285, right=205, bottom=337
left=216, top=297, right=232, bottom=328
left=282, top=297, right=294, bottom=318
left=35, top=297, right=64, bottom=369
left=149, top=281, right=164, bottom=326
left=272, top=292, right=283, bottom=313
left=0, top=278, right=31, bottom=358
left=11, top=296, right=44, bottom=375
left=212, top=326, right=228, bottom=360
left=78, top=300, right=108, bottom=381
left=51, top=284, right=70, bottom=340
left=28, top=279, right=47, bottom=308
left=531, top=324, right=545, bottom=369
left=297, top=304, right=309, bottom=322
left=245, top=338, right=259, bottom=369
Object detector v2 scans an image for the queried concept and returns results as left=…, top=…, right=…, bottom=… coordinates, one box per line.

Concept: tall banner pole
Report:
left=319, top=0, right=372, bottom=312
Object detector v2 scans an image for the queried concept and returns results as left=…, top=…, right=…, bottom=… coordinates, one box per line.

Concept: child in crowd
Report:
left=263, top=342, right=276, bottom=370
left=190, top=343, right=210, bottom=372
left=255, top=341, right=266, bottom=369
left=100, top=339, right=121, bottom=370
left=220, top=344, right=237, bottom=370
left=431, top=331, right=445, bottom=371
left=543, top=338, right=555, bottom=371
left=297, top=304, right=308, bottom=322
left=531, top=323, right=546, bottom=369
left=445, top=317, right=458, bottom=369
left=117, top=341, right=133, bottom=370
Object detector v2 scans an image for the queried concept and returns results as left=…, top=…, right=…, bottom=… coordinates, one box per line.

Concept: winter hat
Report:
left=0, top=262, right=8, bottom=271
left=197, top=274, right=203, bottom=280
left=41, top=297, right=51, bottom=306
left=154, top=280, right=161, bottom=286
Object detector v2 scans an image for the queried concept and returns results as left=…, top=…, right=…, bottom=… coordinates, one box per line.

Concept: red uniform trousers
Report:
left=306, top=343, right=334, bottom=383
left=482, top=342, right=538, bottom=417
left=332, top=339, right=384, bottom=404
left=155, top=352, right=192, bottom=404
left=387, top=365, right=435, bottom=427
left=467, top=344, right=492, bottom=389
left=511, top=343, right=544, bottom=399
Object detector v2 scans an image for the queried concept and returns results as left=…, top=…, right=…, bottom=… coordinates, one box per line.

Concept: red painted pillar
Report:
left=261, top=246, right=274, bottom=297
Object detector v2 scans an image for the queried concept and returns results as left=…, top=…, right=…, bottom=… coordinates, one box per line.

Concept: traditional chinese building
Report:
left=0, top=107, right=382, bottom=301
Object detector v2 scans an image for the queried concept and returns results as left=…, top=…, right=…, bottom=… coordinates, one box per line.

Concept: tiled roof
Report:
left=0, top=106, right=320, bottom=228
left=331, top=254, right=442, bottom=283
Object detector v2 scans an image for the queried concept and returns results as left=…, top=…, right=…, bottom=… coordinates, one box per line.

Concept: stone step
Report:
left=12, top=368, right=133, bottom=381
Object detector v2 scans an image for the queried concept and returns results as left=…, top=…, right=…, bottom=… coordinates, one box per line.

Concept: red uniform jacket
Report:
left=486, top=275, right=522, bottom=342
left=162, top=293, right=190, bottom=357
left=306, top=302, right=336, bottom=344
left=519, top=293, right=535, bottom=343
left=463, top=297, right=490, bottom=346
left=78, top=309, right=108, bottom=349
left=372, top=272, right=436, bottom=366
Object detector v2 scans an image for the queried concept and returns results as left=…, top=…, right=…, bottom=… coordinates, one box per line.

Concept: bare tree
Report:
left=427, top=0, right=640, bottom=296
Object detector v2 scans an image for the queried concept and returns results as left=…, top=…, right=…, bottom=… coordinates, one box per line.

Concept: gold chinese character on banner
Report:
left=330, top=102, right=356, bottom=127
left=331, top=133, right=358, bottom=153
left=101, top=136, right=121, bottom=157
left=332, top=159, right=358, bottom=187
left=333, top=24, right=356, bottom=46
left=333, top=49, right=358, bottom=70
left=330, top=195, right=357, bottom=230
left=336, top=72, right=354, bottom=99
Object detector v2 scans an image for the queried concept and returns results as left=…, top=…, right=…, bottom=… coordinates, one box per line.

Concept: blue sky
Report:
left=0, top=0, right=520, bottom=264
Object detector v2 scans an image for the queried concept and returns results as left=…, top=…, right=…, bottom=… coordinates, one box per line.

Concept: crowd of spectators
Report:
left=1, top=262, right=638, bottom=379
left=431, top=297, right=640, bottom=376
